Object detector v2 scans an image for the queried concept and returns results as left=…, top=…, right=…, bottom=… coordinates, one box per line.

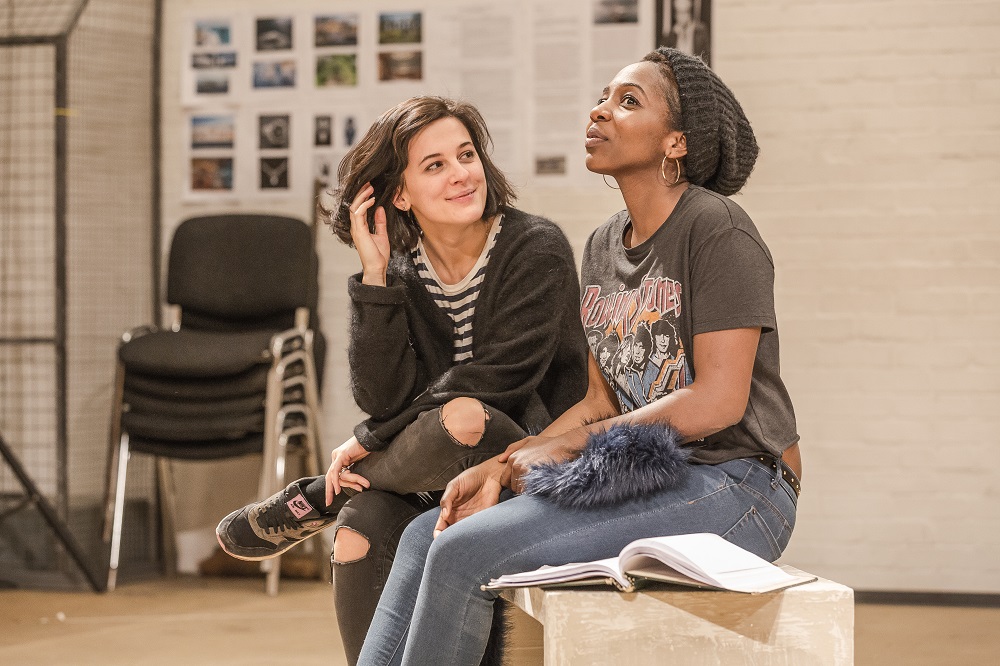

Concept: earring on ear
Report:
left=660, top=155, right=682, bottom=186
left=602, top=174, right=620, bottom=190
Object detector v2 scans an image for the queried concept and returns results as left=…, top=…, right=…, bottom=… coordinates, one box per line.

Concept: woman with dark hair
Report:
left=595, top=334, right=619, bottom=374
left=357, top=49, right=801, bottom=665
left=646, top=316, right=685, bottom=399
left=216, top=96, right=588, bottom=664
left=609, top=333, right=635, bottom=411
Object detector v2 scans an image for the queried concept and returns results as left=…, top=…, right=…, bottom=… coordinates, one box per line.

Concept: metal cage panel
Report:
left=0, top=0, right=157, bottom=589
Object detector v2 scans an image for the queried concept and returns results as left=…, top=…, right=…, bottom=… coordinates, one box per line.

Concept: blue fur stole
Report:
left=520, top=422, right=689, bottom=509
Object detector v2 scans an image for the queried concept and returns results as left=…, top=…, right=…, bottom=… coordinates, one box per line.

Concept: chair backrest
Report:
left=167, top=214, right=316, bottom=330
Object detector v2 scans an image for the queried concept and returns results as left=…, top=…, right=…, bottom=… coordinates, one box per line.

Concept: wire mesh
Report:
left=1, top=36, right=58, bottom=504
left=1, top=0, right=157, bottom=588
left=0, top=0, right=84, bottom=39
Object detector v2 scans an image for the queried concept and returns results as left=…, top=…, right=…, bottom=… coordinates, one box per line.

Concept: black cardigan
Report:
left=348, top=208, right=589, bottom=452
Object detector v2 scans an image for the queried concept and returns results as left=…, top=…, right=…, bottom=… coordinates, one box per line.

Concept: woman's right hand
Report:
left=348, top=182, right=390, bottom=286
left=499, top=431, right=588, bottom=493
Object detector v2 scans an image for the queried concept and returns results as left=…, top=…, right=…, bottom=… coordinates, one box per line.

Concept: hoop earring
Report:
left=660, top=155, right=681, bottom=186
left=602, top=174, right=620, bottom=190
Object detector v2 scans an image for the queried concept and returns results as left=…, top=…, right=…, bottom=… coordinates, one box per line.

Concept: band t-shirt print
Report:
left=581, top=275, right=688, bottom=413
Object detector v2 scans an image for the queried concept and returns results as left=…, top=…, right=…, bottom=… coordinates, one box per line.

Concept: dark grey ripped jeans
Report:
left=319, top=401, right=527, bottom=665
left=349, top=402, right=525, bottom=496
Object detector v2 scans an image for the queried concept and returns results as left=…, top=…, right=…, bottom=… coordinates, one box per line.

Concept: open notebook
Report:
left=483, top=533, right=816, bottom=594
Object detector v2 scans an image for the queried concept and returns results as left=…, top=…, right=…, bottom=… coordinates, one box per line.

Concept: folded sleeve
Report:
left=689, top=228, right=776, bottom=336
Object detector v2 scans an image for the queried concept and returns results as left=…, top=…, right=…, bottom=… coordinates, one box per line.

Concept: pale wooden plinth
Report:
left=502, top=568, right=854, bottom=666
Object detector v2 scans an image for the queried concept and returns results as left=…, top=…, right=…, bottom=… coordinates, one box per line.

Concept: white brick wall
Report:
left=161, top=0, right=1000, bottom=591
left=704, top=0, right=1000, bottom=592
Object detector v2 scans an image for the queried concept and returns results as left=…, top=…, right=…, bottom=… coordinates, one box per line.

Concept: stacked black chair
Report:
left=102, top=214, right=326, bottom=594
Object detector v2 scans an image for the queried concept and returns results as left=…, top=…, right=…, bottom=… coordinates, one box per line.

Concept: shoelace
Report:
left=255, top=494, right=301, bottom=534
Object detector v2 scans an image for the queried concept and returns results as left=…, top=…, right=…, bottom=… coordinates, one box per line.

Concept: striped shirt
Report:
left=412, top=216, right=503, bottom=363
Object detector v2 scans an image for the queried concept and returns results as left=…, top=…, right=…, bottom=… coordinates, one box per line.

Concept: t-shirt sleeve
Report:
left=689, top=227, right=776, bottom=335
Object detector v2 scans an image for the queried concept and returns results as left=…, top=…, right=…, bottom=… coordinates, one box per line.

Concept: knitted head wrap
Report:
left=643, top=47, right=758, bottom=196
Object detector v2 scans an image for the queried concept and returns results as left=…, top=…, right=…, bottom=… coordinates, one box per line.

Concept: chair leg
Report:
left=102, top=362, right=126, bottom=541
left=260, top=358, right=287, bottom=596
left=156, top=458, right=179, bottom=579
left=300, top=416, right=330, bottom=582
left=300, top=335, right=324, bottom=471
left=285, top=357, right=328, bottom=584
left=273, top=417, right=329, bottom=584
left=264, top=428, right=291, bottom=596
left=258, top=338, right=325, bottom=595
left=260, top=363, right=284, bottom=502
left=107, top=433, right=131, bottom=591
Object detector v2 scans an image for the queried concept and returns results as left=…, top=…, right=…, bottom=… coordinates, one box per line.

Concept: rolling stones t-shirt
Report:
left=580, top=186, right=798, bottom=464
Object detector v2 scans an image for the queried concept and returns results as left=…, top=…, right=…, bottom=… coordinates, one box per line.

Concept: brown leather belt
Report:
left=756, top=455, right=801, bottom=498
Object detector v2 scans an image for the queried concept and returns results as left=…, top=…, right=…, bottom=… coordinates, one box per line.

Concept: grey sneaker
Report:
left=216, top=480, right=334, bottom=561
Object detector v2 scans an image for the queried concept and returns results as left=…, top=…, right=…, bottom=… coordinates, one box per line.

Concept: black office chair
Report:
left=102, top=214, right=326, bottom=594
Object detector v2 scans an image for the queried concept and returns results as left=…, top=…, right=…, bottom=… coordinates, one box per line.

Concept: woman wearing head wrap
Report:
left=358, top=50, right=801, bottom=665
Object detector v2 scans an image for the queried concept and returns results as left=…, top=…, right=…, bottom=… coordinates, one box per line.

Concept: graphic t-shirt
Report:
left=580, top=186, right=798, bottom=464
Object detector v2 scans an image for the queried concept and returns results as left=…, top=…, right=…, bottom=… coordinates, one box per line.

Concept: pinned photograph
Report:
left=256, top=16, right=293, bottom=51
left=535, top=155, right=567, bottom=176
left=260, top=157, right=290, bottom=189
left=259, top=114, right=290, bottom=149
left=378, top=51, right=422, bottom=82
left=196, top=72, right=229, bottom=95
left=315, top=115, right=333, bottom=147
left=316, top=54, right=358, bottom=87
left=191, top=157, right=233, bottom=191
left=313, top=153, right=336, bottom=189
left=344, top=116, right=357, bottom=146
left=253, top=60, right=296, bottom=88
left=192, top=52, right=236, bottom=69
left=191, top=115, right=235, bottom=150
left=379, top=12, right=422, bottom=44
left=594, top=0, right=639, bottom=24
left=656, top=0, right=712, bottom=65
left=315, top=14, right=358, bottom=47
left=195, top=20, right=231, bottom=47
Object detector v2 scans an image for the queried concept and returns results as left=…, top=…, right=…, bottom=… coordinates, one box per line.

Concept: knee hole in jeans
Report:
left=332, top=526, right=370, bottom=564
left=440, top=397, right=489, bottom=448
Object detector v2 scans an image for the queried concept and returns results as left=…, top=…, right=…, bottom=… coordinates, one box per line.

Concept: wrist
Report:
left=487, top=457, right=512, bottom=489
left=567, top=427, right=594, bottom=452
left=361, top=271, right=386, bottom=287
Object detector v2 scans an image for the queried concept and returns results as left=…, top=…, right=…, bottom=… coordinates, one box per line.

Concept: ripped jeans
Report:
left=348, top=401, right=526, bottom=496
left=357, top=456, right=798, bottom=666
left=326, top=401, right=526, bottom=665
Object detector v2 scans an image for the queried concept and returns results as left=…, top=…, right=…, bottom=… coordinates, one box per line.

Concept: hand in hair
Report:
left=349, top=182, right=391, bottom=286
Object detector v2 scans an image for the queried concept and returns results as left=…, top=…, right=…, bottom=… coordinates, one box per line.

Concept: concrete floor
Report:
left=1, top=575, right=999, bottom=665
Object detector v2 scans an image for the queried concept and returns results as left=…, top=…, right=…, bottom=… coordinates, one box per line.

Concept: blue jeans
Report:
left=357, top=456, right=798, bottom=666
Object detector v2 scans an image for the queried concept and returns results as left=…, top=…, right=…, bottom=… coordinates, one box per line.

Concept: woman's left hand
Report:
left=325, top=436, right=371, bottom=505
